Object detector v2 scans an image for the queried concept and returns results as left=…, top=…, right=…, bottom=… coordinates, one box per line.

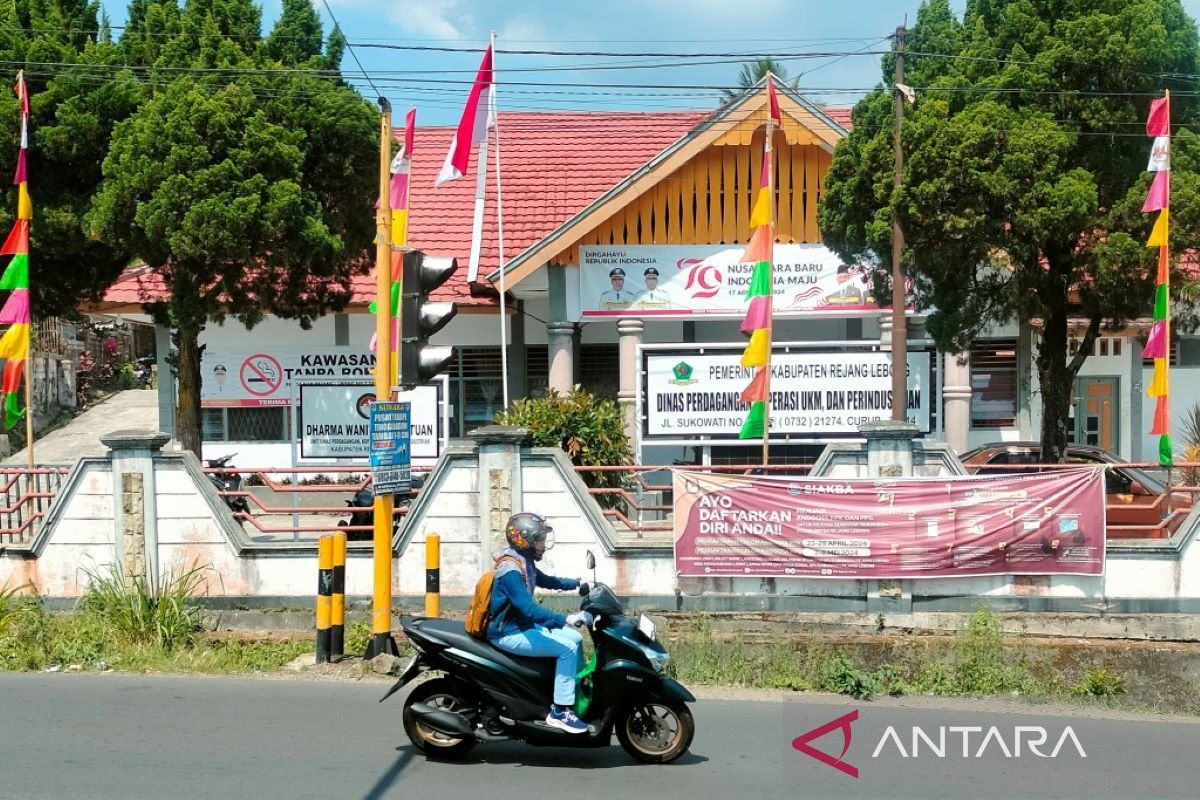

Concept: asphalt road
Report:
left=2, top=673, right=1198, bottom=800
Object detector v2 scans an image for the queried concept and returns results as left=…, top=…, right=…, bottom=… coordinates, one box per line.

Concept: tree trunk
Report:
left=175, top=321, right=203, bottom=457
left=1036, top=296, right=1101, bottom=464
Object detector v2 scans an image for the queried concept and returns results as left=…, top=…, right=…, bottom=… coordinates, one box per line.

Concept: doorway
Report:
left=1072, top=377, right=1119, bottom=451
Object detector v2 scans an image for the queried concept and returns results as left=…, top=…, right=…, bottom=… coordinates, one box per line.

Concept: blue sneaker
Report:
left=546, top=706, right=587, bottom=734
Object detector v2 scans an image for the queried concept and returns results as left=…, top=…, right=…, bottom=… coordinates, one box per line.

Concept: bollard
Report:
left=425, top=533, right=441, bottom=617
left=316, top=534, right=332, bottom=664
left=331, top=531, right=346, bottom=660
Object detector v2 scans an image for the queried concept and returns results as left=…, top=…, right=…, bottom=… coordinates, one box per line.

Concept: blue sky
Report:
left=98, top=0, right=1200, bottom=124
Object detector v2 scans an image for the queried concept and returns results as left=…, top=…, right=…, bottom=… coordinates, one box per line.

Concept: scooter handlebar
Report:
left=578, top=582, right=590, bottom=597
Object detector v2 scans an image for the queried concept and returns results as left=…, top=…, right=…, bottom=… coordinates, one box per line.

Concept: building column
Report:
left=617, top=317, right=644, bottom=454
left=547, top=264, right=575, bottom=394
left=154, top=324, right=176, bottom=437
left=508, top=300, right=528, bottom=401
left=943, top=351, right=972, bottom=453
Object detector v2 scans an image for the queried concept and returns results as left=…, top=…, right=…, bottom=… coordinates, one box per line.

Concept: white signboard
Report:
left=580, top=244, right=879, bottom=319
left=299, top=381, right=444, bottom=460
left=202, top=348, right=376, bottom=407
left=642, top=348, right=931, bottom=441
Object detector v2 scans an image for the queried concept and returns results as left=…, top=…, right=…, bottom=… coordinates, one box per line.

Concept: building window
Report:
left=971, top=339, right=1018, bottom=428
left=579, top=344, right=620, bottom=399
left=201, top=407, right=290, bottom=442
left=202, top=408, right=226, bottom=441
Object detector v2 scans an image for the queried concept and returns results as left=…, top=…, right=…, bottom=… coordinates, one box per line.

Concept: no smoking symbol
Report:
left=240, top=354, right=283, bottom=397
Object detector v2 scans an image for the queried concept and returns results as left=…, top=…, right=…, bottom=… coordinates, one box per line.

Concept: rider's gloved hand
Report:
left=565, top=611, right=593, bottom=629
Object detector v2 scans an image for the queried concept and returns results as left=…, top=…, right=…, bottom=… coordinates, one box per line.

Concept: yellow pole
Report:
left=425, top=533, right=441, bottom=617
left=331, top=530, right=346, bottom=659
left=370, top=99, right=397, bottom=658
left=316, top=534, right=332, bottom=663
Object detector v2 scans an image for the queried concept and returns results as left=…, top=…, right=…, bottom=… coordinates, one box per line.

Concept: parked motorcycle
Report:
left=132, top=356, right=156, bottom=389
left=381, top=551, right=696, bottom=764
left=338, top=474, right=423, bottom=542
left=204, top=453, right=251, bottom=517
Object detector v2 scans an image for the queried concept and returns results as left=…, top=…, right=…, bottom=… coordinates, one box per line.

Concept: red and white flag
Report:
left=767, top=76, right=781, bottom=125
left=436, top=45, right=495, bottom=186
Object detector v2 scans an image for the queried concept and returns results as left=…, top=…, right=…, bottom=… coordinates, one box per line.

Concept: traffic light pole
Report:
left=368, top=97, right=399, bottom=659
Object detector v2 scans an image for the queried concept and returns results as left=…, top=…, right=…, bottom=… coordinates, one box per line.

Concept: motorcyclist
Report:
left=487, top=512, right=591, bottom=734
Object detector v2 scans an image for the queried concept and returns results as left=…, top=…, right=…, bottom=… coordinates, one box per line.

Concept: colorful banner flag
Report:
left=1142, top=93, right=1171, bottom=465
left=435, top=45, right=495, bottom=186
left=737, top=77, right=780, bottom=443
left=0, top=72, right=31, bottom=429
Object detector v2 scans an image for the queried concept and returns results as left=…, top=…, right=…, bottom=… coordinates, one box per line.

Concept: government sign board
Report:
left=299, top=381, right=444, bottom=460
left=579, top=244, right=886, bottom=319
left=369, top=402, right=411, bottom=496
left=201, top=347, right=376, bottom=407
left=642, top=348, right=931, bottom=441
left=673, top=470, right=1106, bottom=578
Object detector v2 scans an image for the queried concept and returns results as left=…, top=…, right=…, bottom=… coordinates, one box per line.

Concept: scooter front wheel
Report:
left=616, top=701, right=694, bottom=764
left=402, top=678, right=477, bottom=759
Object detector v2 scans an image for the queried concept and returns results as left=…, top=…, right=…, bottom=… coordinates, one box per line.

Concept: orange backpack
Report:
left=464, top=555, right=525, bottom=638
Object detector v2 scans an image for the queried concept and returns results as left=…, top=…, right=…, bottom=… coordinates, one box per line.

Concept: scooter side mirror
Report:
left=586, top=550, right=595, bottom=570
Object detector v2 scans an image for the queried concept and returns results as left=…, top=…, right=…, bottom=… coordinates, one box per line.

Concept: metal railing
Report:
left=203, top=465, right=430, bottom=541
left=0, top=467, right=71, bottom=544
left=199, top=461, right=1200, bottom=542
left=575, top=464, right=816, bottom=534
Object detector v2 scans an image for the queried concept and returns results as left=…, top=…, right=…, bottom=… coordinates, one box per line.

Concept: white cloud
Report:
left=328, top=0, right=476, bottom=40
left=497, top=14, right=553, bottom=44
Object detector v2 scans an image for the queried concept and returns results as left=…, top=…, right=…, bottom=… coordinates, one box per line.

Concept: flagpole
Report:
left=23, top=355, right=32, bottom=471
left=491, top=30, right=510, bottom=411
left=761, top=79, right=776, bottom=467
left=1164, top=88, right=1172, bottom=514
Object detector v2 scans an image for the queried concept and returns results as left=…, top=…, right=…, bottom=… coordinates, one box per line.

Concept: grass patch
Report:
left=667, top=609, right=1071, bottom=702
left=0, top=565, right=312, bottom=675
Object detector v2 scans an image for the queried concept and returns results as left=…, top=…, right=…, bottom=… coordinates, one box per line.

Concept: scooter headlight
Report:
left=641, top=645, right=670, bottom=673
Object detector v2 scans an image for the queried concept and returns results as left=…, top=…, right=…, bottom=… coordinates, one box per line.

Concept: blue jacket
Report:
left=486, top=548, right=579, bottom=640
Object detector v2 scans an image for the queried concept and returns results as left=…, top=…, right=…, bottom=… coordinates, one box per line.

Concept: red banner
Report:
left=673, top=470, right=1105, bottom=578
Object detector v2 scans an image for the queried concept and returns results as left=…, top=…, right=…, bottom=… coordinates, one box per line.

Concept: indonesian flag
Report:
left=436, top=45, right=495, bottom=186
left=767, top=77, right=781, bottom=125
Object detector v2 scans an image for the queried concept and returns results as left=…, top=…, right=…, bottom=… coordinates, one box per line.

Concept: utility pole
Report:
left=367, top=97, right=399, bottom=659
left=890, top=24, right=908, bottom=422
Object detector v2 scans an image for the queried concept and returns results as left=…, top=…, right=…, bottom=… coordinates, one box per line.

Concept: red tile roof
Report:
left=98, top=106, right=851, bottom=311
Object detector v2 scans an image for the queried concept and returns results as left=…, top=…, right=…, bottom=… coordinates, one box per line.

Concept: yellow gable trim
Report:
left=492, top=86, right=846, bottom=289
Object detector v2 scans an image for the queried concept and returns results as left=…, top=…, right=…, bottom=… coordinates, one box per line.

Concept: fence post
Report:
left=331, top=531, right=346, bottom=660
left=316, top=535, right=332, bottom=664
left=425, top=533, right=440, bottom=617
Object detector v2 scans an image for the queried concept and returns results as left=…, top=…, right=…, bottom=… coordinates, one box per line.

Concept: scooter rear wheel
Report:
left=616, top=701, right=694, bottom=764
left=402, top=678, right=477, bottom=759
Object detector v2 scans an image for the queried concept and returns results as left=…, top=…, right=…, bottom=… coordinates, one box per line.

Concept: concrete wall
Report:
left=6, top=428, right=1200, bottom=608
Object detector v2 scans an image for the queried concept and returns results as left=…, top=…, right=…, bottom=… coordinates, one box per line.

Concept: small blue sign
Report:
left=368, top=401, right=411, bottom=496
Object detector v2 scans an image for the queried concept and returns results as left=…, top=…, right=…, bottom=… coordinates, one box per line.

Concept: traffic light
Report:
left=399, top=251, right=458, bottom=389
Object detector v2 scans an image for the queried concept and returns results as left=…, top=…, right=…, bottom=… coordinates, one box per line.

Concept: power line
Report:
left=316, top=0, right=380, bottom=99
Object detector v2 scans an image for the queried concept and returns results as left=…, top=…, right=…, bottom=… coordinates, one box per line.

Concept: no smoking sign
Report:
left=239, top=354, right=284, bottom=397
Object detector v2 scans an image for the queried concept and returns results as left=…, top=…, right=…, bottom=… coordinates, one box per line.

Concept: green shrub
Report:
left=0, top=582, right=27, bottom=637
left=115, top=363, right=137, bottom=390
left=1071, top=667, right=1127, bottom=699
left=78, top=562, right=208, bottom=651
left=817, top=654, right=880, bottom=699
left=495, top=388, right=631, bottom=503
left=345, top=621, right=372, bottom=656
left=951, top=608, right=1034, bottom=695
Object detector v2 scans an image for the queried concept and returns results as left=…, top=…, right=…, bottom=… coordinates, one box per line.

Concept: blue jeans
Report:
left=491, top=624, right=583, bottom=706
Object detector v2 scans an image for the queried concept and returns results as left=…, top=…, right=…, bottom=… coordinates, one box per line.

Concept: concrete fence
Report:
left=2, top=425, right=1200, bottom=613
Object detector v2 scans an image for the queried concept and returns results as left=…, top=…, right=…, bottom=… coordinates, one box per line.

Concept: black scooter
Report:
left=204, top=453, right=250, bottom=517
left=381, top=551, right=696, bottom=764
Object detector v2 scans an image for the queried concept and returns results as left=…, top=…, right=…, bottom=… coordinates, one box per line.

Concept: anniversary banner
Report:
left=579, top=244, right=882, bottom=318
left=673, top=470, right=1105, bottom=578
left=643, top=349, right=932, bottom=439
